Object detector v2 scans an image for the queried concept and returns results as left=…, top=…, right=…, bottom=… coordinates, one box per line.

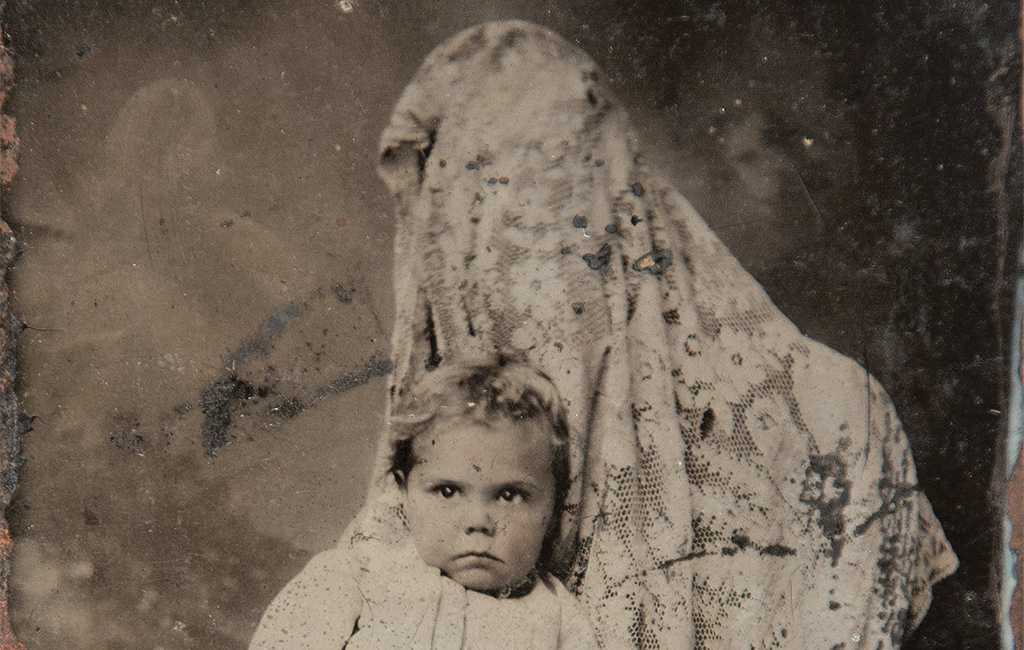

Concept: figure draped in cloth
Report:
left=251, top=20, right=957, bottom=650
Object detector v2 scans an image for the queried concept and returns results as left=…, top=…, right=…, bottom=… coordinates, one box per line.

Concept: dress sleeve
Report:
left=248, top=547, right=363, bottom=650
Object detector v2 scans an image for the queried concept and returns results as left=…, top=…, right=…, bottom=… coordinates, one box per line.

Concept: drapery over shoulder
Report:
left=346, top=20, right=957, bottom=649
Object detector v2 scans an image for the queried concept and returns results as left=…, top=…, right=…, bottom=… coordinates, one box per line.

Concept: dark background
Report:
left=3, top=1, right=1020, bottom=648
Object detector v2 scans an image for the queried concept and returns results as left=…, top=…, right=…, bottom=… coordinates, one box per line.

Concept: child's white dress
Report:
left=249, top=538, right=598, bottom=650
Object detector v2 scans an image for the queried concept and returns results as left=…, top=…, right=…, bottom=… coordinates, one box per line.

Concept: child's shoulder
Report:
left=248, top=546, right=363, bottom=649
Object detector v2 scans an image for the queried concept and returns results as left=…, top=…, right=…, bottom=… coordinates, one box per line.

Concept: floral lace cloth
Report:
left=329, top=19, right=957, bottom=650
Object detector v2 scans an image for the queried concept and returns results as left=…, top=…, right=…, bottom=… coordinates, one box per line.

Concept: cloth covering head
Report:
left=342, top=19, right=958, bottom=650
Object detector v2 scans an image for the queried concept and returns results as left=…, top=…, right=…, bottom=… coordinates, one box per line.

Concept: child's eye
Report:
left=432, top=484, right=459, bottom=499
left=496, top=488, right=526, bottom=504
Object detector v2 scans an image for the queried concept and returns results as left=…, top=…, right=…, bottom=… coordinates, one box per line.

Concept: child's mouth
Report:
left=455, top=552, right=502, bottom=563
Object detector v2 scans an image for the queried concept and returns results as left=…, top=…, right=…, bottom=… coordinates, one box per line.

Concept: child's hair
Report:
left=389, top=356, right=571, bottom=565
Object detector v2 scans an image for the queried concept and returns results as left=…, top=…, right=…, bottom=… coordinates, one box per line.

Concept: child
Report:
left=248, top=359, right=597, bottom=649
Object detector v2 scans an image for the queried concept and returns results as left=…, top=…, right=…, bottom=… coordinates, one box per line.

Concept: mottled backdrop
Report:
left=3, top=1, right=1019, bottom=649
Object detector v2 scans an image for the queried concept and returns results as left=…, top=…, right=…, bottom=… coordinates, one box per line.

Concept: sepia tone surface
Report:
left=2, top=1, right=1020, bottom=649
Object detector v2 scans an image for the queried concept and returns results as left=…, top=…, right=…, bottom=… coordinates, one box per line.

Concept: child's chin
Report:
left=447, top=567, right=510, bottom=593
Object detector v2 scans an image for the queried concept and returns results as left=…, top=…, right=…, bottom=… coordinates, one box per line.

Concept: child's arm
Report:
left=248, top=547, right=363, bottom=650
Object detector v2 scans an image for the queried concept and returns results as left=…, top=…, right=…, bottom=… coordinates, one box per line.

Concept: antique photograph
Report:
left=0, top=1, right=1018, bottom=649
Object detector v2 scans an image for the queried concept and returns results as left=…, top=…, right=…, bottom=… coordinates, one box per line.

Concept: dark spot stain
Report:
left=499, top=176, right=509, bottom=184
left=674, top=393, right=684, bottom=416
left=799, top=452, right=852, bottom=566
left=466, top=160, right=480, bottom=171
left=626, top=291, right=637, bottom=322
left=76, top=45, right=92, bottom=59
left=439, top=159, right=446, bottom=168
left=423, top=304, right=442, bottom=371
left=631, top=214, right=642, bottom=226
left=200, top=377, right=266, bottom=455
left=270, top=396, right=305, bottom=419
left=226, top=302, right=308, bottom=370
left=631, top=182, right=645, bottom=197
left=760, top=544, right=797, bottom=557
left=631, top=247, right=673, bottom=275
left=487, top=177, right=498, bottom=185
left=313, top=353, right=393, bottom=402
left=571, top=302, right=584, bottom=315
left=829, top=601, right=841, bottom=610
left=731, top=353, right=743, bottom=365
left=572, top=215, right=588, bottom=229
left=854, top=483, right=921, bottom=537
left=261, top=304, right=304, bottom=339
left=582, top=244, right=612, bottom=270
left=240, top=210, right=253, bottom=219
left=109, top=415, right=143, bottom=452
left=472, top=464, right=482, bottom=472
left=657, top=550, right=709, bottom=571
left=662, top=308, right=680, bottom=324
left=586, top=89, right=598, bottom=106
left=220, top=219, right=234, bottom=228
left=473, top=192, right=484, bottom=204
left=721, top=546, right=737, bottom=556
left=331, top=283, right=353, bottom=304
left=83, top=509, right=99, bottom=526
left=595, top=159, right=605, bottom=167
left=605, top=223, right=618, bottom=234
left=781, top=629, right=787, bottom=638
left=171, top=403, right=193, bottom=417
left=731, top=532, right=752, bottom=550
left=700, top=408, right=715, bottom=439
left=560, top=246, right=572, bottom=255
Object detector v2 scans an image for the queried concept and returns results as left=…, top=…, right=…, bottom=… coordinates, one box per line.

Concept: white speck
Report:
left=733, top=98, right=742, bottom=107
left=851, top=633, right=861, bottom=642
left=339, top=0, right=353, bottom=11
left=802, top=137, right=814, bottom=148
left=215, top=168, right=221, bottom=175
left=335, top=144, right=342, bottom=151
left=719, top=107, right=726, bottom=113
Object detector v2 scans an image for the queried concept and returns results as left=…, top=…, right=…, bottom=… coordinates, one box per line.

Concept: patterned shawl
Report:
left=341, top=20, right=957, bottom=650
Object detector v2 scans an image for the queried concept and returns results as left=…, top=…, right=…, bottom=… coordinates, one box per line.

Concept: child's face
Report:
left=402, top=415, right=557, bottom=593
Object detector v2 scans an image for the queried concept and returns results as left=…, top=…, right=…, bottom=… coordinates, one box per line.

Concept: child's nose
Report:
left=463, top=501, right=496, bottom=536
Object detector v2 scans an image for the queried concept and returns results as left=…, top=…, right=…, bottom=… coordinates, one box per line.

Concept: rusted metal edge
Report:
left=0, top=2, right=26, bottom=648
